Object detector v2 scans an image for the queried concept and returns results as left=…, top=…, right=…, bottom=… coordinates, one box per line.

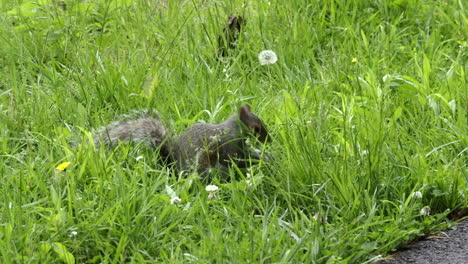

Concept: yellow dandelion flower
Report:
left=351, top=57, right=358, bottom=63
left=55, top=162, right=71, bottom=171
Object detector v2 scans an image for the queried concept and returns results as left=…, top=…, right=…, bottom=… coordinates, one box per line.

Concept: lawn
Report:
left=0, top=0, right=467, bottom=263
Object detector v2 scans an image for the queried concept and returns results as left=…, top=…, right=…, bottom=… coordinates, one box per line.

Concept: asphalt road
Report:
left=379, top=219, right=468, bottom=264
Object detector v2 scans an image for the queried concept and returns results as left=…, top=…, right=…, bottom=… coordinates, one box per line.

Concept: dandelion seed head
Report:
left=258, top=50, right=278, bottom=65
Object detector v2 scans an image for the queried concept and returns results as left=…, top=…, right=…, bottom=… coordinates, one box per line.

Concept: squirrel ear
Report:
left=240, top=104, right=251, bottom=113
left=239, top=104, right=251, bottom=123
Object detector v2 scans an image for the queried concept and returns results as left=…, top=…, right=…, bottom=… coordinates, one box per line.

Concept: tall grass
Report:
left=0, top=0, right=466, bottom=262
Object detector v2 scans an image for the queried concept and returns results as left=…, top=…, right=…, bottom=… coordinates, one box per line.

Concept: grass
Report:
left=0, top=0, right=467, bottom=263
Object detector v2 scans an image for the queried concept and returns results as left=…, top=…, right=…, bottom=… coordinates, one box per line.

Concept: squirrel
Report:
left=217, top=15, right=246, bottom=58
left=94, top=104, right=271, bottom=176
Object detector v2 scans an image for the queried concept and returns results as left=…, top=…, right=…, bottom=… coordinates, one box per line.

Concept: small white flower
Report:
left=206, top=184, right=219, bottom=199
left=420, top=206, right=431, bottom=216
left=246, top=179, right=253, bottom=186
left=413, top=191, right=423, bottom=199
left=69, top=231, right=78, bottom=237
left=205, top=185, right=219, bottom=192
left=258, top=50, right=278, bottom=65
left=170, top=197, right=182, bottom=204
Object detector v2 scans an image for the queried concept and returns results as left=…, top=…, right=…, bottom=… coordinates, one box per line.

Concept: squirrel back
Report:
left=94, top=104, right=270, bottom=175
left=175, top=104, right=270, bottom=173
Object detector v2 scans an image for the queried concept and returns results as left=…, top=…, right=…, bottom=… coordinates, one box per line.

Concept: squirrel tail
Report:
left=93, top=110, right=172, bottom=157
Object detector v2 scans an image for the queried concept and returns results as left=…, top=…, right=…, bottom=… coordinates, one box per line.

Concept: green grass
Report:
left=0, top=0, right=467, bottom=263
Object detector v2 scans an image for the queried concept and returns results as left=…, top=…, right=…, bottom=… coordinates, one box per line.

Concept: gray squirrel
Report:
left=94, top=104, right=271, bottom=175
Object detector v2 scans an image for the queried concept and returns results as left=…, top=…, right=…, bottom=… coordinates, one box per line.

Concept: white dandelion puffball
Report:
left=205, top=185, right=219, bottom=192
left=258, top=50, right=278, bottom=65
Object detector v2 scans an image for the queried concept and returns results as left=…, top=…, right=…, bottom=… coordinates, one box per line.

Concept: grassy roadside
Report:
left=0, top=0, right=466, bottom=263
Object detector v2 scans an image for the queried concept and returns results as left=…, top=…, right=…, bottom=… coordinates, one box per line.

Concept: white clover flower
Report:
left=258, top=50, right=278, bottom=65
left=170, top=196, right=182, bottom=204
left=413, top=191, right=423, bottom=199
left=420, top=206, right=431, bottom=216
left=205, top=185, right=219, bottom=192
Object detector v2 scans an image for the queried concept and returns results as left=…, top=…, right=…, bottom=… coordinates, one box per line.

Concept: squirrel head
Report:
left=239, top=104, right=271, bottom=143
left=227, top=15, right=245, bottom=30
